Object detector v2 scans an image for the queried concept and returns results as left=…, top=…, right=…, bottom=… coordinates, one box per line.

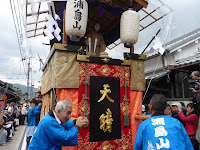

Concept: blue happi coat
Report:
left=27, top=105, right=41, bottom=127
left=28, top=111, right=78, bottom=150
left=134, top=115, right=193, bottom=150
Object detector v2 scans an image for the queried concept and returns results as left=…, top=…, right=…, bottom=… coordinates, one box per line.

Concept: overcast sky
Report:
left=0, top=0, right=49, bottom=88
left=0, top=0, right=200, bottom=89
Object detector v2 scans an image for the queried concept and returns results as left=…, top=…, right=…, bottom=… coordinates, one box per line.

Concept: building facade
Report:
left=144, top=28, right=200, bottom=104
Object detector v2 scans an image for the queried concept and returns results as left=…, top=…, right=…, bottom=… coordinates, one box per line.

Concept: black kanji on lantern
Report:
left=73, top=21, right=81, bottom=30
left=74, top=9, right=82, bottom=21
left=73, top=0, right=83, bottom=30
left=74, top=0, right=83, bottom=9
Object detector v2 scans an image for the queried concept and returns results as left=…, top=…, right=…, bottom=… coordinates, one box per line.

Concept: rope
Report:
left=142, top=54, right=162, bottom=101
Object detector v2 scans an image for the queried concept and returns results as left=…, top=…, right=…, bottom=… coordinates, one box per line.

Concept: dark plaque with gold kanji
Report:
left=90, top=76, right=121, bottom=142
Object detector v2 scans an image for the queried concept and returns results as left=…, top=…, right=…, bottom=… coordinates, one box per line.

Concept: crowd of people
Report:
left=138, top=71, right=200, bottom=150
left=141, top=100, right=199, bottom=150
left=0, top=102, right=28, bottom=146
left=0, top=71, right=200, bottom=150
left=0, top=98, right=87, bottom=150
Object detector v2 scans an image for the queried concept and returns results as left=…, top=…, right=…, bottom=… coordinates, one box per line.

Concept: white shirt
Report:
left=21, top=107, right=28, bottom=115
left=53, top=111, right=61, bottom=124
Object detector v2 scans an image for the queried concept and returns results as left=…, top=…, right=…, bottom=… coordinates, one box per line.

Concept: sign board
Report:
left=2, top=95, right=7, bottom=100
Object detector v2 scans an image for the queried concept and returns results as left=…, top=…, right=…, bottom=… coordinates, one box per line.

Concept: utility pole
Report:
left=26, top=58, right=30, bottom=101
left=30, top=70, right=34, bottom=100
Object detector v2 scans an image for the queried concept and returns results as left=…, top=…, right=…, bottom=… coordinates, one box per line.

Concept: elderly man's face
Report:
left=57, top=106, right=72, bottom=123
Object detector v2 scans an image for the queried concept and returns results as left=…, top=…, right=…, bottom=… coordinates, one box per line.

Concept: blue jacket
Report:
left=134, top=115, right=193, bottom=150
left=28, top=111, right=78, bottom=150
left=27, top=105, right=41, bottom=127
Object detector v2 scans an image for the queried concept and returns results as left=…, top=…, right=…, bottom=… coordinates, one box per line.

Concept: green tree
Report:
left=14, top=87, right=23, bottom=96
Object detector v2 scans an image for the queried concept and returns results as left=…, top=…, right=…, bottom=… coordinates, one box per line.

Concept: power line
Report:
left=40, top=35, right=47, bottom=59
left=0, top=77, right=24, bottom=79
left=0, top=72, right=26, bottom=74
left=10, top=63, right=23, bottom=83
left=0, top=59, right=21, bottom=72
left=16, top=0, right=24, bottom=35
left=11, top=0, right=23, bottom=45
left=9, top=0, right=27, bottom=75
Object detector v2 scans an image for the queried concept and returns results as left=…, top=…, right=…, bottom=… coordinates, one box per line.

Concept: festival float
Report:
left=25, top=0, right=171, bottom=149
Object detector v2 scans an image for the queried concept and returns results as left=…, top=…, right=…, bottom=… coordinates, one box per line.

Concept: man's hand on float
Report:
left=76, top=116, right=89, bottom=128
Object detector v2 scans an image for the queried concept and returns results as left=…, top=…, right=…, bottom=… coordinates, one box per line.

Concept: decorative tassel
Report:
left=123, top=67, right=129, bottom=127
left=83, top=113, right=88, bottom=128
left=124, top=113, right=129, bottom=127
left=83, top=64, right=89, bottom=128
left=84, top=113, right=88, bottom=119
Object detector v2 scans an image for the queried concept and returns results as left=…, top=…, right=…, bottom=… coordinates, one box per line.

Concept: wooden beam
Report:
left=140, top=12, right=171, bottom=32
left=131, top=47, right=134, bottom=53
left=107, top=42, right=121, bottom=50
left=135, top=115, right=151, bottom=120
left=168, top=61, right=200, bottom=70
left=34, top=2, right=41, bottom=36
left=28, top=33, right=43, bottom=38
left=27, top=20, right=47, bottom=26
left=140, top=24, right=144, bottom=29
left=27, top=10, right=49, bottom=17
left=141, top=8, right=157, bottom=21
left=107, top=47, right=111, bottom=50
left=113, top=42, right=117, bottom=46
left=140, top=5, right=163, bottom=22
left=135, top=0, right=148, bottom=8
left=27, top=27, right=45, bottom=33
left=62, top=9, right=67, bottom=44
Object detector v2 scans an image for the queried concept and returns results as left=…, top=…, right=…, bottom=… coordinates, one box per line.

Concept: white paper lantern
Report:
left=120, top=9, right=140, bottom=48
left=65, top=0, right=88, bottom=42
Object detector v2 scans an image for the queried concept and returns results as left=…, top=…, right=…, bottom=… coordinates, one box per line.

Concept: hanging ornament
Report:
left=44, top=2, right=61, bottom=41
left=44, top=14, right=61, bottom=41
left=120, top=8, right=140, bottom=48
left=65, top=0, right=88, bottom=42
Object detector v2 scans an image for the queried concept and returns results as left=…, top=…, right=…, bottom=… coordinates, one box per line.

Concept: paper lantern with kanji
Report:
left=65, top=0, right=88, bottom=42
left=120, top=9, right=140, bottom=48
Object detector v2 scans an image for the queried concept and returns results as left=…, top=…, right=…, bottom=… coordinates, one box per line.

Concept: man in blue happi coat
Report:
left=26, top=99, right=42, bottom=149
left=134, top=94, right=193, bottom=150
left=28, top=100, right=88, bottom=150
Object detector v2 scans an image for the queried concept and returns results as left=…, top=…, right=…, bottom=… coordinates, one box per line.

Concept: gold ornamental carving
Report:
left=98, top=84, right=114, bottom=103
left=99, top=108, right=113, bottom=133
